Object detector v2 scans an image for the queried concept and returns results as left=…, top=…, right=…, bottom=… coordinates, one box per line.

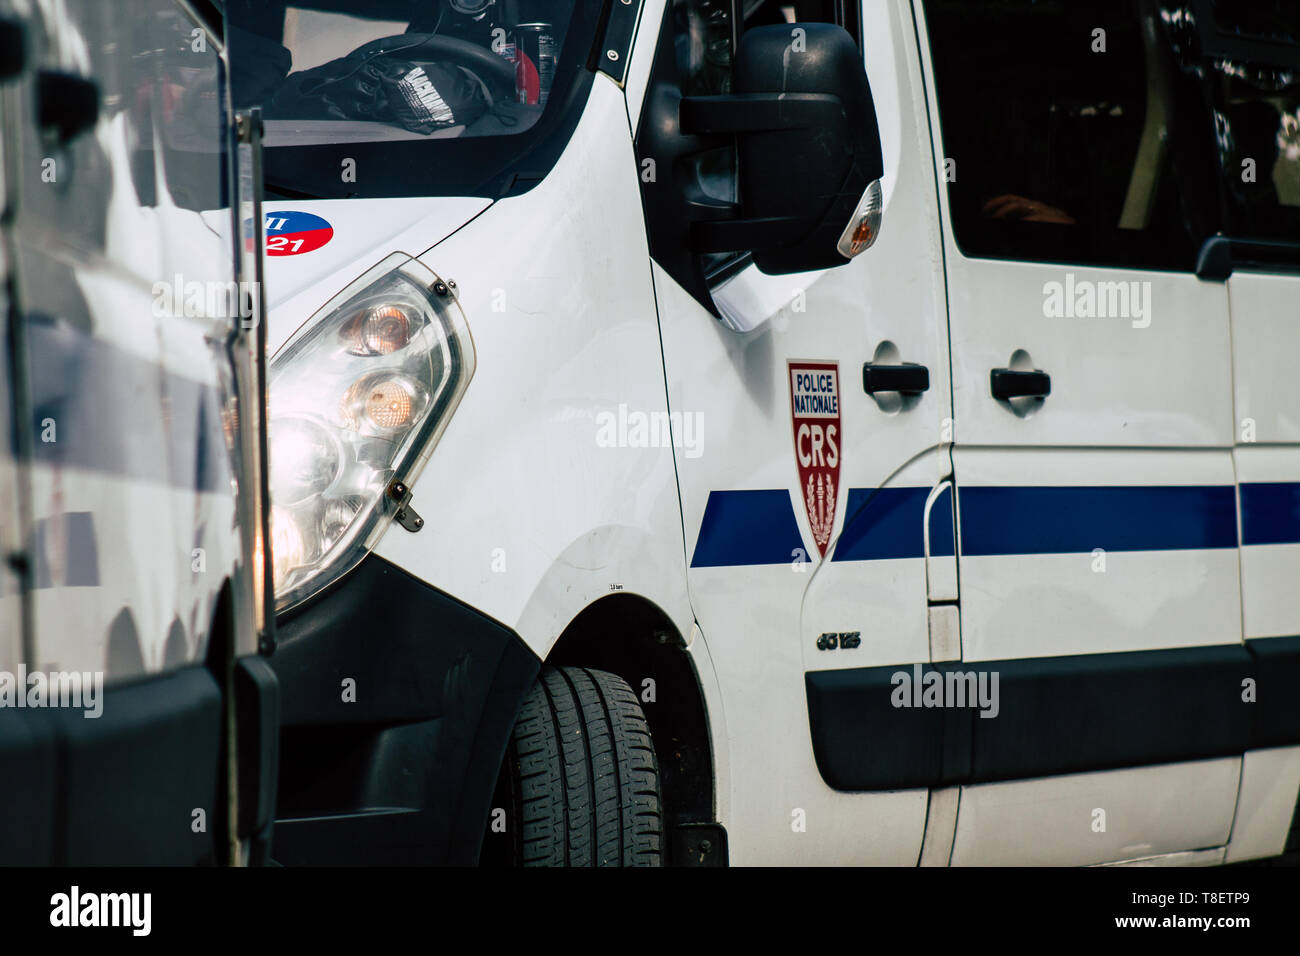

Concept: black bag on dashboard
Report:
left=266, top=46, right=489, bottom=133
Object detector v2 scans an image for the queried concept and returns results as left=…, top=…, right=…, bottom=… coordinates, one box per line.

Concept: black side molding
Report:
left=807, top=638, right=1300, bottom=792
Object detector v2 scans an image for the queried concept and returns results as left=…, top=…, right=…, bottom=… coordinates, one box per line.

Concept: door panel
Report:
left=643, top=0, right=950, bottom=862
left=953, top=448, right=1240, bottom=662
left=915, top=0, right=1246, bottom=863
left=946, top=261, right=1232, bottom=449
left=801, top=451, right=948, bottom=674
left=1237, top=446, right=1300, bottom=640
left=951, top=759, right=1241, bottom=867
left=1231, top=272, right=1300, bottom=642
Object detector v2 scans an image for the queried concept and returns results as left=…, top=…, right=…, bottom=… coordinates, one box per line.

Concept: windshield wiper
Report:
left=263, top=179, right=320, bottom=201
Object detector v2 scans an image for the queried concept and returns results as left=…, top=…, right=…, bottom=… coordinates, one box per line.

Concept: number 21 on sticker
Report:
left=267, top=235, right=304, bottom=252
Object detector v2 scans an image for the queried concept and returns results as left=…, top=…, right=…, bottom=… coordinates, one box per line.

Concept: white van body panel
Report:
left=1236, top=447, right=1300, bottom=640
left=950, top=758, right=1241, bottom=867
left=371, top=77, right=696, bottom=659
left=952, top=447, right=1242, bottom=662
left=1231, top=271, right=1300, bottom=641
left=1225, top=745, right=1300, bottom=863
left=262, top=196, right=491, bottom=350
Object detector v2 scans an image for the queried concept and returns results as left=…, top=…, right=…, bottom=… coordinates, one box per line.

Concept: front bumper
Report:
left=269, top=554, right=539, bottom=865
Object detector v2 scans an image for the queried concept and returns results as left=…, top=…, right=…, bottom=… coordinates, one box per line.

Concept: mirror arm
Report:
left=679, top=92, right=845, bottom=136
left=685, top=193, right=739, bottom=223
left=691, top=215, right=804, bottom=254
left=677, top=92, right=843, bottom=254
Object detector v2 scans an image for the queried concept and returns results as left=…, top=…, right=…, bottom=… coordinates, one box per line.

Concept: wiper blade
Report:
left=263, top=180, right=320, bottom=201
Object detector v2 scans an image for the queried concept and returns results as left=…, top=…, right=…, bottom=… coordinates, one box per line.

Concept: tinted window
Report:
left=1196, top=0, right=1300, bottom=243
left=922, top=0, right=1204, bottom=271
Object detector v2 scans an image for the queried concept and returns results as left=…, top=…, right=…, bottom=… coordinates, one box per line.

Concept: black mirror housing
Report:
left=675, top=23, right=885, bottom=275
left=734, top=23, right=884, bottom=274
left=635, top=17, right=885, bottom=311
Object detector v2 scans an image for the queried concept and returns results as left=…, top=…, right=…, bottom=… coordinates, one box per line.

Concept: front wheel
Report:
left=495, top=666, right=663, bottom=866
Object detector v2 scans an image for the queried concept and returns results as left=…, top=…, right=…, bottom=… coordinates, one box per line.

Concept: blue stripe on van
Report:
left=691, top=483, right=1244, bottom=567
left=1240, top=482, right=1300, bottom=546
left=958, top=485, right=1239, bottom=556
left=691, top=486, right=948, bottom=567
left=690, top=490, right=805, bottom=567
left=832, top=487, right=931, bottom=562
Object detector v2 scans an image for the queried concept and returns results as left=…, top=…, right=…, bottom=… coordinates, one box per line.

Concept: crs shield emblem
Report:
left=788, top=361, right=841, bottom=557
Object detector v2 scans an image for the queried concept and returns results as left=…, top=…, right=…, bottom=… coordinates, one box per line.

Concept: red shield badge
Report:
left=788, top=361, right=841, bottom=557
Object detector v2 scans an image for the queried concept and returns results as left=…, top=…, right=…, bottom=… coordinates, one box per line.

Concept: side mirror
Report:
left=37, top=69, right=99, bottom=144
left=738, top=23, right=884, bottom=273
left=678, top=23, right=884, bottom=275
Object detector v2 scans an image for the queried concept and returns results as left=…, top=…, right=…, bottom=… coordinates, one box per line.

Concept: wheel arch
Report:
left=544, top=593, right=717, bottom=854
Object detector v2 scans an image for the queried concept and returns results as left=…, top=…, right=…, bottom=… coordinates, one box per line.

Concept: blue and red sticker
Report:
left=246, top=210, right=333, bottom=256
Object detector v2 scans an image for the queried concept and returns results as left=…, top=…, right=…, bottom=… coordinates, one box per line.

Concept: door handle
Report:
left=863, top=362, right=930, bottom=395
left=990, top=368, right=1051, bottom=400
left=37, top=69, right=99, bottom=144
left=0, top=18, right=25, bottom=79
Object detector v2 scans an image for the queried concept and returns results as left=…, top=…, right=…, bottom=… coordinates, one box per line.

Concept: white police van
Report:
left=230, top=0, right=1300, bottom=865
left=0, top=0, right=278, bottom=864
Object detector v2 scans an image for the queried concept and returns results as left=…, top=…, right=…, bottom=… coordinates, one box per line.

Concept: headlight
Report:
left=268, top=253, right=474, bottom=611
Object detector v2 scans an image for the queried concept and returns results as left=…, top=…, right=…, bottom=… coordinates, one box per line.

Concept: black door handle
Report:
left=37, top=69, right=99, bottom=144
left=990, top=368, right=1051, bottom=400
left=0, top=18, right=25, bottom=79
left=863, top=362, right=929, bottom=395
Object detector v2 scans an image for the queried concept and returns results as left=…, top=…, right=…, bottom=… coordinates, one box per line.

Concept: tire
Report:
left=498, top=666, right=663, bottom=866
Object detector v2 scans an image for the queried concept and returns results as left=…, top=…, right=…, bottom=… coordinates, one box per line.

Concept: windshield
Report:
left=225, top=0, right=601, bottom=199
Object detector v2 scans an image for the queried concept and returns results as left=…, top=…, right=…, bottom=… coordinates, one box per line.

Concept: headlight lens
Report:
left=268, top=254, right=474, bottom=611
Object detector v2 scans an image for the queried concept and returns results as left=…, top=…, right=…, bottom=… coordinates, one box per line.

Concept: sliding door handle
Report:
left=990, top=368, right=1051, bottom=400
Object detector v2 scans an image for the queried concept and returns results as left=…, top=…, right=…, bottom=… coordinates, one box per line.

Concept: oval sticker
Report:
left=258, top=210, right=334, bottom=256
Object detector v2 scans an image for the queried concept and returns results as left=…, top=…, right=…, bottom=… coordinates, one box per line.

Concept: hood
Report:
left=260, top=196, right=490, bottom=354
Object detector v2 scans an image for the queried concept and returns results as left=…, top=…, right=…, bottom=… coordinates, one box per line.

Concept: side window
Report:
left=1194, top=0, right=1300, bottom=244
left=921, top=0, right=1206, bottom=271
